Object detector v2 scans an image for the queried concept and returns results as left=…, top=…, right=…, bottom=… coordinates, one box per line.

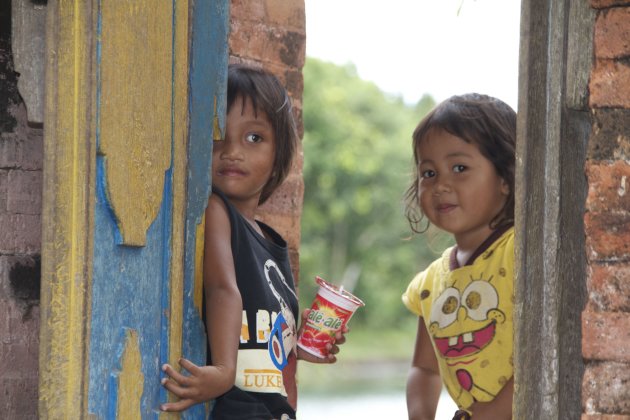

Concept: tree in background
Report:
left=299, top=58, right=450, bottom=330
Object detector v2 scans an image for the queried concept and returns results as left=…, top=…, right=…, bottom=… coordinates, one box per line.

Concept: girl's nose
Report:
left=219, top=138, right=242, bottom=160
left=432, top=176, right=452, bottom=194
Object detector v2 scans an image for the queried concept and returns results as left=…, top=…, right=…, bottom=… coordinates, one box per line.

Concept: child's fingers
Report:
left=161, top=363, right=190, bottom=385
left=333, top=332, right=347, bottom=344
left=327, top=342, right=341, bottom=357
left=161, top=377, right=191, bottom=398
left=301, top=308, right=311, bottom=318
left=177, top=358, right=200, bottom=375
left=160, top=398, right=195, bottom=412
left=325, top=352, right=338, bottom=363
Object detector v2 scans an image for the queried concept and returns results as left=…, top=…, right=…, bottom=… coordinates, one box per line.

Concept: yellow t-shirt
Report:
left=402, top=228, right=514, bottom=410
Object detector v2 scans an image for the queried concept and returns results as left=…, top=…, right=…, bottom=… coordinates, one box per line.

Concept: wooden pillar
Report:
left=513, top=0, right=593, bottom=418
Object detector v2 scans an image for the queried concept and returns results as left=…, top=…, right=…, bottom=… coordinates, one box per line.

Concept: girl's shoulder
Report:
left=484, top=226, right=514, bottom=257
left=206, top=192, right=229, bottom=218
left=410, top=246, right=455, bottom=284
left=205, top=191, right=231, bottom=238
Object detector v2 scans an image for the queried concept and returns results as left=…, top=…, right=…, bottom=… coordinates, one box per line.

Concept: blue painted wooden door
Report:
left=39, top=1, right=227, bottom=418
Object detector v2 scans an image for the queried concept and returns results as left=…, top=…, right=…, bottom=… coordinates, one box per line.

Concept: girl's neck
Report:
left=229, top=196, right=259, bottom=220
left=451, top=224, right=512, bottom=269
left=454, top=228, right=494, bottom=265
left=231, top=199, right=267, bottom=238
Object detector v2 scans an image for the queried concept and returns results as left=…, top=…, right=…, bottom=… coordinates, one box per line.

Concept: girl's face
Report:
left=212, top=95, right=276, bottom=211
left=417, top=128, right=509, bottom=250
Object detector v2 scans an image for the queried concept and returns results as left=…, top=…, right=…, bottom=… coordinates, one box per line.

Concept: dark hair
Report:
left=404, top=93, right=516, bottom=233
left=226, top=64, right=299, bottom=205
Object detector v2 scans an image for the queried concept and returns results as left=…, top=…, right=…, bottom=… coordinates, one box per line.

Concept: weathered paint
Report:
left=39, top=0, right=229, bottom=418
left=88, top=0, right=180, bottom=416
left=39, top=1, right=96, bottom=417
left=97, top=0, right=172, bottom=247
left=112, top=329, right=144, bottom=419
left=180, top=1, right=229, bottom=419
left=194, top=218, right=205, bottom=317
left=164, top=0, right=189, bottom=413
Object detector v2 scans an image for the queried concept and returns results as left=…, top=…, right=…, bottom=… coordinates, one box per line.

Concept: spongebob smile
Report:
left=434, top=320, right=496, bottom=362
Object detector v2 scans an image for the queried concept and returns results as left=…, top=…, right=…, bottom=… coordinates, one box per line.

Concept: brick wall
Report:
left=0, top=3, right=43, bottom=416
left=229, top=0, right=306, bottom=278
left=582, top=1, right=630, bottom=418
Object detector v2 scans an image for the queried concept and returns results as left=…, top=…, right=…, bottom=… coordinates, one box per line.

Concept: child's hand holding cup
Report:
left=297, top=276, right=365, bottom=359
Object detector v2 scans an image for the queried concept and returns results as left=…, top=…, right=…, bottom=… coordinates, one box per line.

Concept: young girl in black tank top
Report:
left=160, top=64, right=348, bottom=419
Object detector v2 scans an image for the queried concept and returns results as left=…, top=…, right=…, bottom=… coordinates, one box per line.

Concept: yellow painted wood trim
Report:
left=165, top=0, right=189, bottom=413
left=117, top=329, right=143, bottom=419
left=39, top=0, right=96, bottom=418
left=213, top=96, right=223, bottom=141
left=194, top=217, right=205, bottom=317
left=98, top=1, right=173, bottom=246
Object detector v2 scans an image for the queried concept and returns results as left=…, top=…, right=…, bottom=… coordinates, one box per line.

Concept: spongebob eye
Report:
left=430, top=287, right=460, bottom=329
left=461, top=280, right=498, bottom=321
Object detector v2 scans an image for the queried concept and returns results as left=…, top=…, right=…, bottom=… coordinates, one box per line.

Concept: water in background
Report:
left=297, top=358, right=458, bottom=419
left=299, top=391, right=458, bottom=419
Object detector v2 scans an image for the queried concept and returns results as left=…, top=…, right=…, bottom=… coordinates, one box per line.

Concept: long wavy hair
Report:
left=404, top=93, right=516, bottom=234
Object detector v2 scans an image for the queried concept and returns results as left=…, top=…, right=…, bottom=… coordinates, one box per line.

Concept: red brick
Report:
left=263, top=0, right=305, bottom=32
left=0, top=299, right=39, bottom=419
left=230, top=24, right=306, bottom=69
left=259, top=171, right=303, bottom=209
left=588, top=109, right=630, bottom=161
left=585, top=211, right=630, bottom=261
left=230, top=0, right=266, bottom=23
left=591, top=0, right=630, bottom=8
left=590, top=60, right=630, bottom=108
left=0, top=169, right=7, bottom=211
left=586, top=161, right=630, bottom=213
left=7, top=169, right=42, bottom=215
left=0, top=213, right=41, bottom=254
left=582, top=361, right=630, bottom=414
left=582, top=311, right=630, bottom=361
left=0, top=128, right=42, bottom=172
left=587, top=263, right=630, bottom=311
left=21, top=127, right=43, bottom=171
left=0, top=134, right=21, bottom=169
left=594, top=8, right=630, bottom=59
left=0, top=378, right=38, bottom=419
left=231, top=0, right=305, bottom=32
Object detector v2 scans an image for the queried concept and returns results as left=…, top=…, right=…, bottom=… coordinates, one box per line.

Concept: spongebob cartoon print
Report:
left=403, top=228, right=515, bottom=409
left=429, top=273, right=508, bottom=400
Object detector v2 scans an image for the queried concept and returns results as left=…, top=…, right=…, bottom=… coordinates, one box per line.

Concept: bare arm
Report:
left=468, top=377, right=513, bottom=419
left=407, top=318, right=443, bottom=420
left=161, top=195, right=242, bottom=411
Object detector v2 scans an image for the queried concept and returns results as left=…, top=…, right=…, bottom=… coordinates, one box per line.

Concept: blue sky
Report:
left=305, top=0, right=521, bottom=109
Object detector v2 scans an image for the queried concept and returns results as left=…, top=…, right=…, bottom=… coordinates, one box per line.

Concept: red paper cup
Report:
left=297, top=276, right=365, bottom=358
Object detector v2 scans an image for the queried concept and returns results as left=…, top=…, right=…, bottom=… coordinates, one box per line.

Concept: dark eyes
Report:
left=420, top=165, right=466, bottom=178
left=421, top=170, right=435, bottom=179
left=246, top=133, right=263, bottom=143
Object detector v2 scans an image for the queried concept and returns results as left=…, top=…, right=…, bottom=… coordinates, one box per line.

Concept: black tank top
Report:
left=205, top=189, right=299, bottom=420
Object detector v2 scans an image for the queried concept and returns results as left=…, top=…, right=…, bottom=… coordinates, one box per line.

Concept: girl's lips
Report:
left=437, top=203, right=457, bottom=213
left=217, top=167, right=246, bottom=176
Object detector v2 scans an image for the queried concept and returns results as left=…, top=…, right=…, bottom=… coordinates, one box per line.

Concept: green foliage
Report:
left=299, top=58, right=451, bottom=330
